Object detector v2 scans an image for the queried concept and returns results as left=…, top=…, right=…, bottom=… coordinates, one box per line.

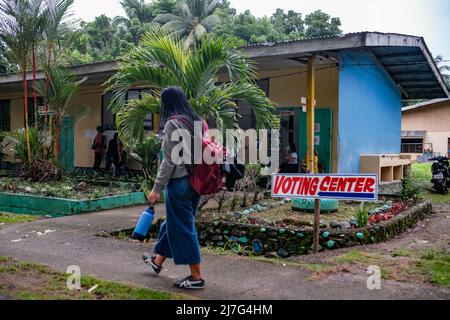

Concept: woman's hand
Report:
left=147, top=191, right=160, bottom=204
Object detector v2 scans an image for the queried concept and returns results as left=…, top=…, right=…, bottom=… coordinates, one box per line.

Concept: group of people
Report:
left=92, top=126, right=126, bottom=175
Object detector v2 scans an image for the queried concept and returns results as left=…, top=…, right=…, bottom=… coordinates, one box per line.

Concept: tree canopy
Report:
left=15, top=0, right=344, bottom=67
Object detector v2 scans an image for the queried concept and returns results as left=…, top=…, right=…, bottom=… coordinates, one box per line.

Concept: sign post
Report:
left=272, top=174, right=378, bottom=254
left=313, top=199, right=320, bottom=253
left=306, top=56, right=320, bottom=253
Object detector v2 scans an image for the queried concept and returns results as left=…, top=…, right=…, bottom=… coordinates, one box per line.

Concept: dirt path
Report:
left=0, top=202, right=449, bottom=300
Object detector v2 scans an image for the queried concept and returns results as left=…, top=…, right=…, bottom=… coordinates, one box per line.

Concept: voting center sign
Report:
left=272, top=174, right=378, bottom=201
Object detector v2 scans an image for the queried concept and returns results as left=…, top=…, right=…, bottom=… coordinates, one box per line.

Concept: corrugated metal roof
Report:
left=243, top=32, right=449, bottom=100
left=402, top=131, right=427, bottom=137
left=402, top=98, right=450, bottom=112
left=241, top=33, right=349, bottom=48
left=371, top=46, right=445, bottom=99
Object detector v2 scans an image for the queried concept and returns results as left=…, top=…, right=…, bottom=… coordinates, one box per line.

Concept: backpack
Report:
left=169, top=116, right=226, bottom=195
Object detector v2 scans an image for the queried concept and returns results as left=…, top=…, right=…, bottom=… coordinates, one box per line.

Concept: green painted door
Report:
left=59, top=116, right=74, bottom=172
left=298, top=109, right=333, bottom=173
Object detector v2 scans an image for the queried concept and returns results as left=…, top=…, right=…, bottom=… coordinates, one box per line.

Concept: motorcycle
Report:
left=430, top=156, right=450, bottom=195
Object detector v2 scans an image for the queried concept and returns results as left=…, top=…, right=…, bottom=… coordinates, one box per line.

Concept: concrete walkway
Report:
left=0, top=204, right=449, bottom=300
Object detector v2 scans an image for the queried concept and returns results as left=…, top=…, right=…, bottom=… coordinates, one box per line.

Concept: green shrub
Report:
left=401, top=174, right=421, bottom=200
left=355, top=203, right=368, bottom=228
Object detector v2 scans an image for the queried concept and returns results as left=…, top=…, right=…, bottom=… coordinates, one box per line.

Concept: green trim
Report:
left=0, top=192, right=146, bottom=217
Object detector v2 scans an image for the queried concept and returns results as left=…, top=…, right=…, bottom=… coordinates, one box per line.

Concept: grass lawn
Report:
left=0, top=212, right=40, bottom=224
left=0, top=256, right=192, bottom=300
left=412, top=162, right=432, bottom=181
left=412, top=162, right=450, bottom=204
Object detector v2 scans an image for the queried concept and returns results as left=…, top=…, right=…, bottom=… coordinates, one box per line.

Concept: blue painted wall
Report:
left=338, top=49, right=402, bottom=174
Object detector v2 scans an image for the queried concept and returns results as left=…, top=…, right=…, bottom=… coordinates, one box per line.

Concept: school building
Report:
left=0, top=32, right=448, bottom=180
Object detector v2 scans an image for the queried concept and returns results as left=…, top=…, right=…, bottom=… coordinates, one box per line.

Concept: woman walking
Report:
left=143, top=86, right=205, bottom=290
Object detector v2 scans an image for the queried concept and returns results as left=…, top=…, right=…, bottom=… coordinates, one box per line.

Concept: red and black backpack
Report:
left=169, top=116, right=226, bottom=195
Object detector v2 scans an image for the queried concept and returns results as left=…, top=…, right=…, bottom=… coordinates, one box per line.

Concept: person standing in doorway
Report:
left=143, top=86, right=205, bottom=290
left=93, top=126, right=106, bottom=170
left=280, top=143, right=299, bottom=173
left=105, top=132, right=124, bottom=175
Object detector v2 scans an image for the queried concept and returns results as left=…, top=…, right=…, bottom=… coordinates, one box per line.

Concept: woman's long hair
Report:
left=159, top=86, right=202, bottom=128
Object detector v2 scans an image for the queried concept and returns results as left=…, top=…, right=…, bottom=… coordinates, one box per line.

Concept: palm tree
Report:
left=40, top=0, right=76, bottom=128
left=106, top=31, right=273, bottom=145
left=154, top=0, right=221, bottom=49
left=107, top=31, right=273, bottom=193
left=121, top=0, right=153, bottom=23
left=0, top=0, right=44, bottom=170
left=435, top=55, right=450, bottom=89
left=35, top=65, right=88, bottom=161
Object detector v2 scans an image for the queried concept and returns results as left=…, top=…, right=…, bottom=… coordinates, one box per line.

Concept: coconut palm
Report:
left=35, top=65, right=89, bottom=161
left=121, top=0, right=154, bottom=23
left=106, top=30, right=273, bottom=145
left=0, top=0, right=45, bottom=169
left=154, top=0, right=221, bottom=49
left=435, top=55, right=450, bottom=89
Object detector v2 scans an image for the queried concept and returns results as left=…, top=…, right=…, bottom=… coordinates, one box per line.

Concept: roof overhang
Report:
left=244, top=32, right=449, bottom=100
left=0, top=32, right=447, bottom=100
left=0, top=61, right=118, bottom=95
left=402, top=98, right=450, bottom=112
left=402, top=131, right=426, bottom=138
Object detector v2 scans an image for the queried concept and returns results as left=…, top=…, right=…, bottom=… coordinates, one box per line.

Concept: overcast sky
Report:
left=73, top=0, right=450, bottom=63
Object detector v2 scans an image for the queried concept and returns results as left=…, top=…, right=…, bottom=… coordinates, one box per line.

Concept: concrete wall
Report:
left=338, top=49, right=402, bottom=174
left=69, top=86, right=102, bottom=168
left=258, top=66, right=340, bottom=173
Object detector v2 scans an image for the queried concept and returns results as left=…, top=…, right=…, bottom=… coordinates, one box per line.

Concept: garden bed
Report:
left=197, top=199, right=384, bottom=229
left=0, top=177, right=146, bottom=217
left=0, top=177, right=140, bottom=200
left=101, top=199, right=432, bottom=258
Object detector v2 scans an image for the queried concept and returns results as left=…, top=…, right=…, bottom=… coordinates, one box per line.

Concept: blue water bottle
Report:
left=131, top=207, right=155, bottom=241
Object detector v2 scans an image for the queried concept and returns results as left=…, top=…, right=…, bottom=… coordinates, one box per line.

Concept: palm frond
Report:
left=154, top=13, right=183, bottom=24
left=201, top=14, right=220, bottom=31
left=223, top=82, right=274, bottom=129
left=206, top=0, right=220, bottom=14
left=181, top=2, right=193, bottom=20
left=115, top=93, right=161, bottom=143
left=105, top=61, right=179, bottom=114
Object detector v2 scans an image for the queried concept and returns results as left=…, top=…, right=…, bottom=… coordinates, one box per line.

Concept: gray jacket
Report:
left=151, top=118, right=191, bottom=194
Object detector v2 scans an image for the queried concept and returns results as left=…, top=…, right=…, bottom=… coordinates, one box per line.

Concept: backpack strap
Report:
left=169, top=115, right=207, bottom=134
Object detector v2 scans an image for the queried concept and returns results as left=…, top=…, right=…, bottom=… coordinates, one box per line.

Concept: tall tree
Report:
left=154, top=0, right=221, bottom=48
left=271, top=8, right=304, bottom=38
left=40, top=0, right=76, bottom=129
left=0, top=40, right=16, bottom=74
left=304, top=10, right=342, bottom=38
left=121, top=0, right=154, bottom=23
left=35, top=65, right=88, bottom=161
left=0, top=0, right=44, bottom=170
left=435, top=55, right=450, bottom=89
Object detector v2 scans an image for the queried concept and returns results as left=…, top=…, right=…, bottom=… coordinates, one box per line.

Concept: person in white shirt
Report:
left=280, top=143, right=299, bottom=173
